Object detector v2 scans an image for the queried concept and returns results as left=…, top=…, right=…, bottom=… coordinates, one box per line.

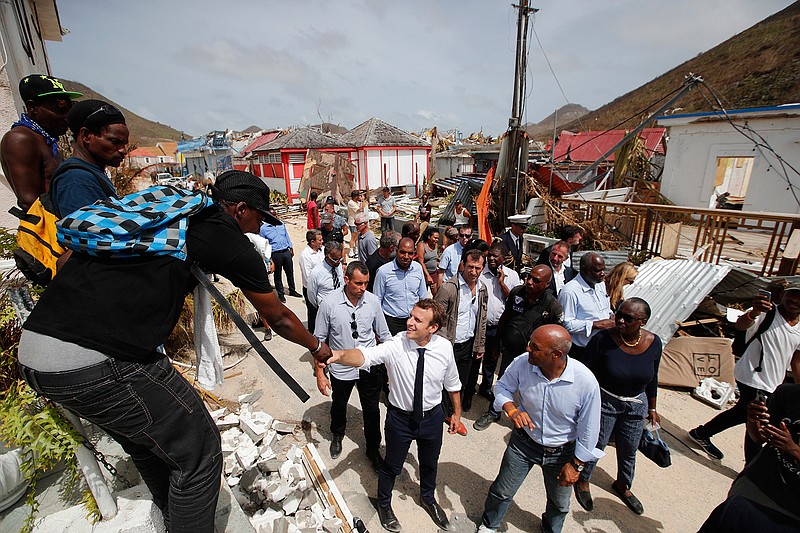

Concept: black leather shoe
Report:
left=421, top=499, right=450, bottom=530
left=367, top=452, right=384, bottom=473
left=278, top=294, right=287, bottom=303
left=574, top=485, right=594, bottom=511
left=462, top=395, right=473, bottom=412
left=288, top=290, right=303, bottom=298
left=329, top=435, right=343, bottom=459
left=378, top=505, right=401, bottom=532
left=612, top=481, right=644, bottom=515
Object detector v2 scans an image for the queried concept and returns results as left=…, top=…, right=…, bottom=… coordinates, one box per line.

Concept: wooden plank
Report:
left=660, top=222, right=681, bottom=259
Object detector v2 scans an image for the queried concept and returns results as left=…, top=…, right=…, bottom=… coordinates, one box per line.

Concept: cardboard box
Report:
left=659, top=337, right=735, bottom=388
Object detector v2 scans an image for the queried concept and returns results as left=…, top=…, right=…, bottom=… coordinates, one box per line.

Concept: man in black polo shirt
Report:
left=365, top=230, right=399, bottom=293
left=17, top=170, right=332, bottom=533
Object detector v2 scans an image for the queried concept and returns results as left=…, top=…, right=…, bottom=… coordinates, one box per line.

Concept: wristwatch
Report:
left=570, top=459, right=584, bottom=472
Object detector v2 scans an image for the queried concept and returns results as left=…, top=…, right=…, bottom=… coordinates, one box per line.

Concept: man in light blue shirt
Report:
left=374, top=237, right=428, bottom=335
left=558, top=252, right=614, bottom=362
left=436, top=226, right=472, bottom=286
left=313, top=261, right=391, bottom=472
left=260, top=210, right=300, bottom=303
left=478, top=325, right=601, bottom=533
left=307, top=241, right=345, bottom=310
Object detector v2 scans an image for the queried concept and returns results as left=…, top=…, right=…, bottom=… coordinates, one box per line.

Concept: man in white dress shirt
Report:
left=477, top=325, right=601, bottom=533
left=558, top=252, right=613, bottom=362
left=326, top=299, right=461, bottom=532
left=299, top=230, right=324, bottom=333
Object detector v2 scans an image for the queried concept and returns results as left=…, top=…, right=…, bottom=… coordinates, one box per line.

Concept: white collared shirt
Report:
left=480, top=265, right=522, bottom=326
left=315, top=288, right=392, bottom=380
left=494, top=355, right=603, bottom=463
left=558, top=274, right=612, bottom=347
left=299, top=245, right=324, bottom=288
left=307, top=260, right=344, bottom=308
left=552, top=264, right=566, bottom=295
left=359, top=333, right=461, bottom=411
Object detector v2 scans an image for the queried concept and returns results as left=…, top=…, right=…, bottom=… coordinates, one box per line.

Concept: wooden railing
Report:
left=549, top=198, right=800, bottom=276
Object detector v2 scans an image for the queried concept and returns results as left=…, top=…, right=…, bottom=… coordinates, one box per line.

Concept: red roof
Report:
left=241, top=131, right=281, bottom=155
left=128, top=146, right=163, bottom=158
left=552, top=128, right=666, bottom=163
left=532, top=167, right=584, bottom=195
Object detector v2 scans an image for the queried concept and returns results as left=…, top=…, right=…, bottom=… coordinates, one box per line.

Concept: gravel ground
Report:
left=214, top=213, right=746, bottom=533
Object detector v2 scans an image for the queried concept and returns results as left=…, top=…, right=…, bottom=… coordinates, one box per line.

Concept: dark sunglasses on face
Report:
left=615, top=311, right=643, bottom=323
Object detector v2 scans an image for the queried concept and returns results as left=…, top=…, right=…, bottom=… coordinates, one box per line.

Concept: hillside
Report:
left=60, top=80, right=183, bottom=146
left=524, top=103, right=589, bottom=139
left=548, top=1, right=800, bottom=139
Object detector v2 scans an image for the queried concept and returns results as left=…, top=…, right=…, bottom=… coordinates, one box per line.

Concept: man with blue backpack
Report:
left=17, top=170, right=332, bottom=533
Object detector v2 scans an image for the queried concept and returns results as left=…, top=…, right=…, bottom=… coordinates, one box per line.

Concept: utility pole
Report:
left=493, top=1, right=538, bottom=234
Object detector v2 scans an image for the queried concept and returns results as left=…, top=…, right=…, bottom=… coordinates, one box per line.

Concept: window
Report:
left=288, top=153, right=305, bottom=164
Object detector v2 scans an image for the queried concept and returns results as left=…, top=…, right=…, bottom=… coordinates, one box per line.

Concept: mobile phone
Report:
left=757, top=289, right=772, bottom=302
left=755, top=390, right=767, bottom=404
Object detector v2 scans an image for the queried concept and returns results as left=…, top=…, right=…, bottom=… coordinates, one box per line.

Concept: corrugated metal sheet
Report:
left=552, top=128, right=666, bottom=163
left=623, top=259, right=731, bottom=346
left=710, top=267, right=800, bottom=306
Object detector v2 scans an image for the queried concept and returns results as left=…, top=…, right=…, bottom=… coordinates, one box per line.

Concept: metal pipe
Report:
left=575, top=74, right=703, bottom=192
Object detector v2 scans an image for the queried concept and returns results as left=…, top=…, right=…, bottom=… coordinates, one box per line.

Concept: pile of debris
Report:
left=212, top=403, right=344, bottom=533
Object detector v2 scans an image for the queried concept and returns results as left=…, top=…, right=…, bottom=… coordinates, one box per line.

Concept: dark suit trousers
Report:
left=271, top=250, right=296, bottom=296
left=384, top=314, right=408, bottom=336
left=443, top=338, right=473, bottom=415
left=379, top=404, right=444, bottom=507
left=330, top=366, right=387, bottom=457
left=303, top=288, right=317, bottom=334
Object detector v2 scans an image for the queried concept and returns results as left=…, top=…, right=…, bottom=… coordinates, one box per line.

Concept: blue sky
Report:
left=47, top=0, right=795, bottom=137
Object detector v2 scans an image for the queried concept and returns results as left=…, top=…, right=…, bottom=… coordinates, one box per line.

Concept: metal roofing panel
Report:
left=553, top=128, right=666, bottom=163
left=574, top=250, right=631, bottom=272
left=623, top=259, right=731, bottom=346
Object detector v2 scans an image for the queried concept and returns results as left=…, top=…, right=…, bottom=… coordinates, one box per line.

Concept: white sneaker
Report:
left=476, top=525, right=497, bottom=533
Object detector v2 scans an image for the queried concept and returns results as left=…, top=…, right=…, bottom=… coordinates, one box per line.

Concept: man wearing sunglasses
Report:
left=49, top=99, right=128, bottom=217
left=1, top=74, right=82, bottom=210
left=313, top=261, right=391, bottom=471
left=306, top=241, right=345, bottom=313
left=437, top=226, right=472, bottom=287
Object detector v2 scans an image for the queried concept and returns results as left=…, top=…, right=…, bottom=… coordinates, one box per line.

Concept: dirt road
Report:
left=218, top=213, right=744, bottom=533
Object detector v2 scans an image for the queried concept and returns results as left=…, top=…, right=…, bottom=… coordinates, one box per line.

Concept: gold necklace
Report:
left=620, top=330, right=642, bottom=347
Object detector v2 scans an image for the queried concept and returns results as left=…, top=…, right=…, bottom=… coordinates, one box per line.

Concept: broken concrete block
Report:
left=241, top=411, right=274, bottom=444
left=267, top=479, right=293, bottom=502
left=250, top=507, right=285, bottom=533
left=310, top=502, right=325, bottom=525
left=239, top=467, right=262, bottom=492
left=216, top=413, right=240, bottom=431
left=236, top=441, right=260, bottom=471
left=271, top=516, right=291, bottom=533
left=272, top=420, right=296, bottom=434
left=282, top=489, right=302, bottom=515
left=258, top=443, right=276, bottom=461
left=221, top=428, right=243, bottom=456
left=258, top=457, right=283, bottom=474
left=226, top=475, right=241, bottom=487
left=322, top=517, right=343, bottom=533
left=224, top=454, right=241, bottom=476
left=238, top=390, right=263, bottom=405
left=299, top=488, right=319, bottom=510
left=209, top=407, right=226, bottom=420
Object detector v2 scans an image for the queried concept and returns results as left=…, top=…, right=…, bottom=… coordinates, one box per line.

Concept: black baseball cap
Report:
left=67, top=100, right=126, bottom=135
left=209, top=170, right=282, bottom=225
left=19, top=74, right=82, bottom=102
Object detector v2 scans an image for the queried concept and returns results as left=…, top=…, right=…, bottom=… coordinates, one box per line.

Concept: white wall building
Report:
left=0, top=0, right=65, bottom=229
left=656, top=104, right=800, bottom=214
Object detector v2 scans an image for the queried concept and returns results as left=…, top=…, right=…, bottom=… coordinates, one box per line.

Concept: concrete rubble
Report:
left=211, top=404, right=343, bottom=533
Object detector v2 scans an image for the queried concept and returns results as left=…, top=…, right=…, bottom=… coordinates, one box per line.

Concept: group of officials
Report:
left=3, top=74, right=796, bottom=533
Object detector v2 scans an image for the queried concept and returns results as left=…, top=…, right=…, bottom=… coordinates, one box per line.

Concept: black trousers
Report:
left=379, top=404, right=444, bottom=508
left=380, top=217, right=394, bottom=233
left=271, top=249, right=296, bottom=297
left=698, top=494, right=800, bottom=533
left=443, top=338, right=473, bottom=415
left=303, top=288, right=317, bottom=334
left=330, top=366, right=387, bottom=458
left=384, top=314, right=408, bottom=336
left=477, top=327, right=501, bottom=394
left=694, top=381, right=768, bottom=463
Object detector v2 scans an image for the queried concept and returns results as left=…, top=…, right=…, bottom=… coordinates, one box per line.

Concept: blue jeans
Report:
left=580, top=390, right=647, bottom=488
left=19, top=357, right=222, bottom=533
left=481, top=429, right=574, bottom=533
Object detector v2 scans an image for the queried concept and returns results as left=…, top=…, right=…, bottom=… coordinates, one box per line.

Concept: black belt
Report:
left=388, top=403, right=441, bottom=420
left=273, top=248, right=290, bottom=254
left=516, top=428, right=574, bottom=453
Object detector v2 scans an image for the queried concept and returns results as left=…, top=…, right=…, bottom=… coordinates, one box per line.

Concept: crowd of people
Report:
left=1, top=74, right=797, bottom=533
